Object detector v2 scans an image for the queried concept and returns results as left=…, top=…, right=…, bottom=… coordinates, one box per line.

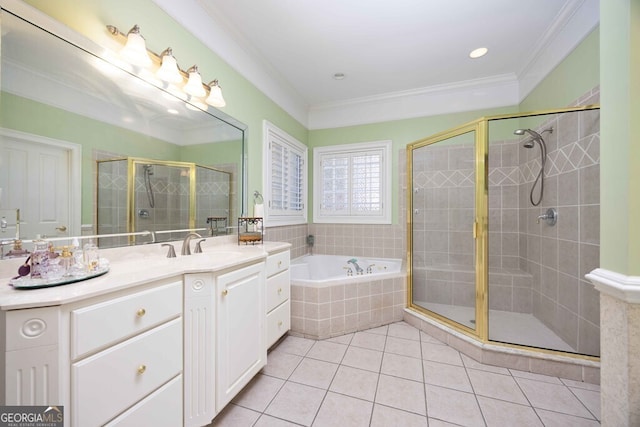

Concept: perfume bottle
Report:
left=59, top=246, right=74, bottom=276
left=31, top=239, right=49, bottom=279
left=83, top=241, right=99, bottom=272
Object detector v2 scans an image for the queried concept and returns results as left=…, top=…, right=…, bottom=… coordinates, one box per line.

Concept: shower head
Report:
left=143, top=164, right=154, bottom=175
left=514, top=128, right=542, bottom=146
left=513, top=128, right=552, bottom=149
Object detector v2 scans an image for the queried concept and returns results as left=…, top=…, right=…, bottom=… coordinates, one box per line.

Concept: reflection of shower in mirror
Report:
left=143, top=164, right=155, bottom=208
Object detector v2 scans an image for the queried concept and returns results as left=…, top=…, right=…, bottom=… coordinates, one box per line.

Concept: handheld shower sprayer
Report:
left=514, top=127, right=553, bottom=206
left=143, top=164, right=155, bottom=208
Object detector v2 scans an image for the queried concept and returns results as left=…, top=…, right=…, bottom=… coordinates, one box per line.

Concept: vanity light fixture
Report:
left=206, top=80, right=226, bottom=108
left=156, top=48, right=183, bottom=84
left=106, top=24, right=227, bottom=108
left=118, top=25, right=152, bottom=67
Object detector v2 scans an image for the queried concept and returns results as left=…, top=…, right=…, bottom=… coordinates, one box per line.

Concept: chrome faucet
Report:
left=347, top=258, right=363, bottom=275
left=181, top=232, right=202, bottom=255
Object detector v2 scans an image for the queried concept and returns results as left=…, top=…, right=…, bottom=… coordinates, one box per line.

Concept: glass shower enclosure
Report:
left=408, top=105, right=600, bottom=358
left=97, top=157, right=233, bottom=246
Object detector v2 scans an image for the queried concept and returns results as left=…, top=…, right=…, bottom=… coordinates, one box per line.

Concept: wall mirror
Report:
left=0, top=5, right=247, bottom=251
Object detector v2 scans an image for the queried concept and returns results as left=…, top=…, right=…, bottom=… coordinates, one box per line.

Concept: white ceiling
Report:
left=153, top=0, right=599, bottom=129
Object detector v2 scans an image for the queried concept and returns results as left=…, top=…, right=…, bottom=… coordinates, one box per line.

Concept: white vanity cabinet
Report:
left=184, top=260, right=269, bottom=425
left=0, top=242, right=292, bottom=427
left=215, top=262, right=266, bottom=410
left=265, top=250, right=291, bottom=348
left=70, top=279, right=183, bottom=427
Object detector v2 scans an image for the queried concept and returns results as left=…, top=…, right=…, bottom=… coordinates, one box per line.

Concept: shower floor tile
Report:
left=416, top=301, right=575, bottom=352
left=208, top=321, right=600, bottom=426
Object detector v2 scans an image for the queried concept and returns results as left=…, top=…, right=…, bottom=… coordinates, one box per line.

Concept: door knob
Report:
left=56, top=225, right=67, bottom=232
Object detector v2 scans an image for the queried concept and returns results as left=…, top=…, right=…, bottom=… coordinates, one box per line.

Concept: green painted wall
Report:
left=520, top=27, right=600, bottom=112
left=600, top=0, right=640, bottom=276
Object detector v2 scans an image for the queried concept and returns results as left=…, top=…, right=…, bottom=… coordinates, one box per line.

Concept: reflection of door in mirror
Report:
left=0, top=129, right=81, bottom=241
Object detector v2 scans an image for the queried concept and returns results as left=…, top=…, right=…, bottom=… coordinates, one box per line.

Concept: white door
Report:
left=0, top=129, right=80, bottom=240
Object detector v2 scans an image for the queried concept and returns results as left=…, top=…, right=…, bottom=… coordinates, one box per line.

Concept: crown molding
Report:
left=152, top=0, right=599, bottom=131
left=308, top=74, right=520, bottom=129
left=517, top=0, right=600, bottom=101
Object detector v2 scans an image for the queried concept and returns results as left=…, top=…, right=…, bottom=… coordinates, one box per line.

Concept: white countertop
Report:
left=0, top=236, right=290, bottom=311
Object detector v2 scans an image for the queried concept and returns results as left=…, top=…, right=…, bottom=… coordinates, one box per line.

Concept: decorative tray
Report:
left=9, top=265, right=109, bottom=290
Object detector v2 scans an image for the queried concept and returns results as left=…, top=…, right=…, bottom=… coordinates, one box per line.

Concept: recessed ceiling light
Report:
left=333, top=73, right=346, bottom=80
left=469, top=47, right=488, bottom=59
left=167, top=108, right=179, bottom=115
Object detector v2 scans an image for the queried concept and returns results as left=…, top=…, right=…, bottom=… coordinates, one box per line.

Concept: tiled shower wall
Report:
left=518, top=88, right=601, bottom=356
left=408, top=87, right=600, bottom=355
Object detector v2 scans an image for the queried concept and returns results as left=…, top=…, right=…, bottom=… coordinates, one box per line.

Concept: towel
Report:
left=254, top=203, right=264, bottom=218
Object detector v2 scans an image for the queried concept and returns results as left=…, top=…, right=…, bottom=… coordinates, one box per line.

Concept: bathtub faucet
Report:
left=347, top=258, right=364, bottom=275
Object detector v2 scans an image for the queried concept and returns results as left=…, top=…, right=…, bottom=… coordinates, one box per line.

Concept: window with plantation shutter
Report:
left=263, top=121, right=307, bottom=226
left=314, top=140, right=391, bottom=224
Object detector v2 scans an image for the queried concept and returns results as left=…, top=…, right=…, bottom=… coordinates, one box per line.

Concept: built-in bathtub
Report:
left=290, top=254, right=406, bottom=339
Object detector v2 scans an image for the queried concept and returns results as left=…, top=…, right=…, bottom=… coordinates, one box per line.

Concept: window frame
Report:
left=313, top=140, right=392, bottom=224
left=262, top=120, right=308, bottom=227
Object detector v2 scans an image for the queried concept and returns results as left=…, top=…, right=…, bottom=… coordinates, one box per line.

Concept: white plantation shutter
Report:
left=314, top=140, right=391, bottom=224
left=263, top=121, right=307, bottom=226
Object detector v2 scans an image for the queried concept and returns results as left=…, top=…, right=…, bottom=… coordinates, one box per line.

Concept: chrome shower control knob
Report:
left=536, top=207, right=558, bottom=226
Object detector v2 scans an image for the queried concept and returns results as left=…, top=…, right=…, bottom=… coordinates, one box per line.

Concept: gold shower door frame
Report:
left=406, top=105, right=600, bottom=358
left=127, top=158, right=197, bottom=245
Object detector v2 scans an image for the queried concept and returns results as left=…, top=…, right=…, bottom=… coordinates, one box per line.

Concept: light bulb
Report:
left=120, top=25, right=152, bottom=67
left=156, top=48, right=183, bottom=84
left=184, top=65, right=206, bottom=97
left=205, top=80, right=226, bottom=108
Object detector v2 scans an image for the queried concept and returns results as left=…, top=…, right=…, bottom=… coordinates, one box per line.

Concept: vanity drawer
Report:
left=266, top=300, right=290, bottom=348
left=266, top=250, right=290, bottom=278
left=104, top=375, right=182, bottom=427
left=72, top=318, right=182, bottom=427
left=266, top=270, right=290, bottom=313
left=71, top=280, right=182, bottom=359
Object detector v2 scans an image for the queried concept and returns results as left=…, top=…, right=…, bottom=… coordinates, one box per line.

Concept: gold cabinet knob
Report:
left=137, top=364, right=146, bottom=374
left=136, top=308, right=146, bottom=317
left=277, top=288, right=282, bottom=294
left=278, top=261, right=282, bottom=268
left=278, top=321, right=283, bottom=327
left=222, top=289, right=228, bottom=296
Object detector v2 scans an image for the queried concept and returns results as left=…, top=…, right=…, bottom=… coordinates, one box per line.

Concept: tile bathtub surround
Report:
left=264, top=224, right=309, bottom=259
left=209, top=321, right=600, bottom=426
left=290, top=276, right=407, bottom=340
left=307, top=223, right=406, bottom=260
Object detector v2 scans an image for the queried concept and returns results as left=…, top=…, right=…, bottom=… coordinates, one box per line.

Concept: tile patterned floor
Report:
left=208, top=321, right=600, bottom=427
